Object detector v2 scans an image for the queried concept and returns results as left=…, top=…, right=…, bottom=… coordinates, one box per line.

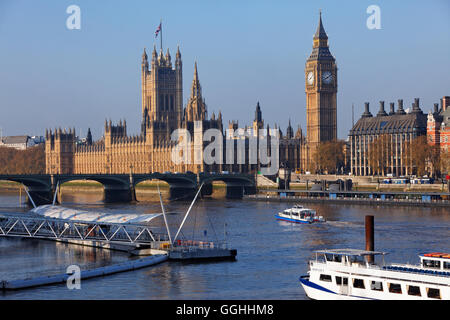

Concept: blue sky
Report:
left=0, top=0, right=449, bottom=140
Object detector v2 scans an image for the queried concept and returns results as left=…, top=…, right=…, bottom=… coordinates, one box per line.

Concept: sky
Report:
left=0, top=0, right=449, bottom=140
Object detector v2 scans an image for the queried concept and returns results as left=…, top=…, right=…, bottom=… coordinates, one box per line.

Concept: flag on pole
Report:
left=155, top=23, right=161, bottom=38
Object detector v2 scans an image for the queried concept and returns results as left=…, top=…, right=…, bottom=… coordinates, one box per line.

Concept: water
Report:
left=0, top=190, right=448, bottom=299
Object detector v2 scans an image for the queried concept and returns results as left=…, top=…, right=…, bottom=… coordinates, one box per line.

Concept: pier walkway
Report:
left=0, top=211, right=170, bottom=251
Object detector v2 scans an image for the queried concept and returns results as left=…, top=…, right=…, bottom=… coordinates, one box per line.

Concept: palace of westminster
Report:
left=45, top=14, right=449, bottom=176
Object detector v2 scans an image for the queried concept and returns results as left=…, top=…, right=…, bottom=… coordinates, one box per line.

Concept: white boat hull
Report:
left=299, top=276, right=368, bottom=300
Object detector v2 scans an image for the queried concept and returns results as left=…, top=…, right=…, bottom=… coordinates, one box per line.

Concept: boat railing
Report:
left=383, top=264, right=450, bottom=277
left=171, top=240, right=230, bottom=251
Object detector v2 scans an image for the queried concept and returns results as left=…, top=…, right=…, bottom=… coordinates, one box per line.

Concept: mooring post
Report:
left=365, top=215, right=374, bottom=264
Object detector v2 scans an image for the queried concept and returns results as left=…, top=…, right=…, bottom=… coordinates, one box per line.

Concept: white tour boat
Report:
left=275, top=205, right=325, bottom=224
left=299, top=249, right=450, bottom=300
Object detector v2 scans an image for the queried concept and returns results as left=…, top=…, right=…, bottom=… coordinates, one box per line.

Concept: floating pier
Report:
left=1, top=254, right=168, bottom=290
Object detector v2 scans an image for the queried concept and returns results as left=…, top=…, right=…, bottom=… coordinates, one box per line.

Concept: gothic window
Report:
left=170, top=95, right=174, bottom=111
left=165, top=95, right=169, bottom=111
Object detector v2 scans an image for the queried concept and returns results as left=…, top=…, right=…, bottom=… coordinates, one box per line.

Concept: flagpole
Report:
left=160, top=19, right=163, bottom=52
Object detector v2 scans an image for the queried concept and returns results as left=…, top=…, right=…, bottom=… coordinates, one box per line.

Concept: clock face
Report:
left=322, top=71, right=333, bottom=84
left=307, top=72, right=314, bottom=85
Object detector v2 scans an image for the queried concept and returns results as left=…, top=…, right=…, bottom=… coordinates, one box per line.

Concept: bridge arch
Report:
left=0, top=175, right=53, bottom=206
left=198, top=173, right=256, bottom=199
left=132, top=173, right=198, bottom=201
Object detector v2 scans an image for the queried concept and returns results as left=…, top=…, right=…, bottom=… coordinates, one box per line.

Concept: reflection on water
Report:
left=0, top=190, right=448, bottom=299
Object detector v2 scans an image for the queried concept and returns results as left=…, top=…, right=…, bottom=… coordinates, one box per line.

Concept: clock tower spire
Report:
left=305, top=11, right=338, bottom=168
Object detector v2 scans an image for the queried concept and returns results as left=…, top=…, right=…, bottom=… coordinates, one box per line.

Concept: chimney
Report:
left=443, top=96, right=450, bottom=111
left=365, top=215, right=375, bottom=264
left=389, top=102, right=395, bottom=115
left=377, top=101, right=387, bottom=117
left=362, top=102, right=372, bottom=117
left=412, top=97, right=422, bottom=113
left=434, top=103, right=439, bottom=114
left=397, top=99, right=406, bottom=115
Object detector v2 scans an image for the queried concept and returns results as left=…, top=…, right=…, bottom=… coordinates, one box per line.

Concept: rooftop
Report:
left=315, top=248, right=388, bottom=256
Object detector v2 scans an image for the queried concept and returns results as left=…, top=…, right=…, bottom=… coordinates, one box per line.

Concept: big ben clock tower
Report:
left=305, top=12, right=337, bottom=161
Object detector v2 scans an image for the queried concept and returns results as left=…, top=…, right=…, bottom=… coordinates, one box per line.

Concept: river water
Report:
left=0, top=189, right=448, bottom=300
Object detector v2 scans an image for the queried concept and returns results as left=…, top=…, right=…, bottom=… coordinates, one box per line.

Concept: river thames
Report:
left=0, top=190, right=448, bottom=300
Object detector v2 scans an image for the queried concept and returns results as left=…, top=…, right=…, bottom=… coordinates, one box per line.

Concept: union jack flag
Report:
left=155, top=23, right=161, bottom=38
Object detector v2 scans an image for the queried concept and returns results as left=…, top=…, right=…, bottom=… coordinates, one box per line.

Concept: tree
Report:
left=401, top=135, right=442, bottom=177
left=368, top=134, right=391, bottom=176
left=313, top=140, right=345, bottom=174
left=0, top=145, right=45, bottom=174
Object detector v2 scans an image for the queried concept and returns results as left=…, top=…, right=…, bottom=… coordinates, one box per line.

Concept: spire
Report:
left=165, top=48, right=171, bottom=66
left=142, top=48, right=148, bottom=61
left=152, top=45, right=157, bottom=64
left=86, top=128, right=92, bottom=145
left=286, top=119, right=294, bottom=139
left=309, top=10, right=334, bottom=61
left=254, top=101, right=262, bottom=122
left=158, top=48, right=165, bottom=65
left=194, top=61, right=198, bottom=81
left=191, top=61, right=201, bottom=98
left=314, top=10, right=328, bottom=40
left=176, top=45, right=181, bottom=59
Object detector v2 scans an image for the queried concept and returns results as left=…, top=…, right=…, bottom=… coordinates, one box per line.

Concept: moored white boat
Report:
left=275, top=205, right=325, bottom=224
left=299, top=249, right=450, bottom=300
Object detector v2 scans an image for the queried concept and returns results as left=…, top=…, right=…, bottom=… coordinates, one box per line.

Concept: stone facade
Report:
left=427, top=96, right=450, bottom=153
left=45, top=16, right=337, bottom=175
left=349, top=99, right=428, bottom=176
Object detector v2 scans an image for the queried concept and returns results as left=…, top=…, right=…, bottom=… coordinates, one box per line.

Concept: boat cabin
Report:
left=314, top=249, right=387, bottom=267
left=420, top=253, right=450, bottom=271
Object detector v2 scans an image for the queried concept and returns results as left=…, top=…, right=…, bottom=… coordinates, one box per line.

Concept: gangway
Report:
left=0, top=210, right=170, bottom=251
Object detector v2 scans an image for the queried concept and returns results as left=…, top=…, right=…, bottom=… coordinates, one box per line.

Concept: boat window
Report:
left=407, top=285, right=421, bottom=296
left=370, top=281, right=383, bottom=291
left=443, top=261, right=450, bottom=270
left=353, top=278, right=365, bottom=289
left=291, top=211, right=298, bottom=216
left=333, top=255, right=342, bottom=262
left=336, top=276, right=348, bottom=286
left=319, top=274, right=332, bottom=282
left=388, top=283, right=402, bottom=294
left=325, top=254, right=333, bottom=262
left=349, top=255, right=365, bottom=264
left=426, top=288, right=441, bottom=299
left=422, top=259, right=441, bottom=269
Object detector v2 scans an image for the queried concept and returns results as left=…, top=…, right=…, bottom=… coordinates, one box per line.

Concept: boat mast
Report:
left=22, top=184, right=36, bottom=209
left=52, top=181, right=59, bottom=206
left=157, top=184, right=172, bottom=245
left=172, top=183, right=204, bottom=244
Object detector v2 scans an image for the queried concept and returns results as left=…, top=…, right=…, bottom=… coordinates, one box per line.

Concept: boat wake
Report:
left=323, top=220, right=362, bottom=228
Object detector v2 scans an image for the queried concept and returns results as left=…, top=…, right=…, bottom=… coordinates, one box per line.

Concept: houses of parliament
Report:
left=45, top=14, right=338, bottom=175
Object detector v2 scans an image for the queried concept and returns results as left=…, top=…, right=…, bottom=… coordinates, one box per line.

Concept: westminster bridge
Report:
left=0, top=173, right=256, bottom=205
